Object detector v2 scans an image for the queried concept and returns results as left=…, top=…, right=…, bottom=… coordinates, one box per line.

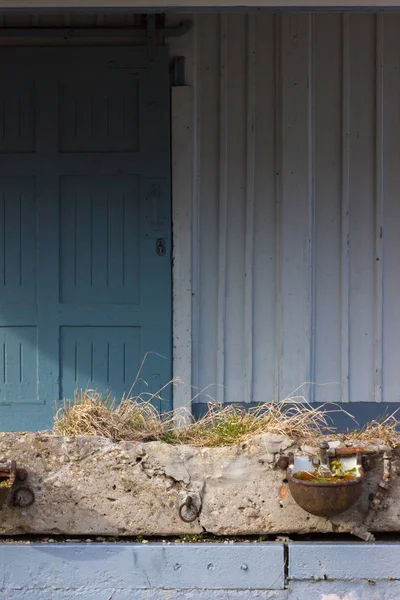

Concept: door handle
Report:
left=156, top=238, right=166, bottom=256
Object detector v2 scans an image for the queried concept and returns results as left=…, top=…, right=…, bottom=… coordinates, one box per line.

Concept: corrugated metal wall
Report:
left=191, top=13, right=399, bottom=406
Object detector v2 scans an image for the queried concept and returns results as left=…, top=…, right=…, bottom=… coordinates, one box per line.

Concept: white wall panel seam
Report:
left=308, top=13, right=317, bottom=402
left=217, top=14, right=228, bottom=402
left=341, top=13, right=351, bottom=403
left=245, top=13, right=256, bottom=403
left=374, top=12, right=384, bottom=403
left=274, top=13, right=283, bottom=401
left=191, top=14, right=201, bottom=398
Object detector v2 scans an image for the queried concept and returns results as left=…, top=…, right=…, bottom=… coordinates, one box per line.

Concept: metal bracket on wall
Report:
left=171, top=56, right=186, bottom=87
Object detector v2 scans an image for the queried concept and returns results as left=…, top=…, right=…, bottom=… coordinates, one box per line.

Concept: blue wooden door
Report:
left=0, top=47, right=172, bottom=431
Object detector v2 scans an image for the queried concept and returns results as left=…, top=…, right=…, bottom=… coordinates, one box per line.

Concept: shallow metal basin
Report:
left=287, top=454, right=364, bottom=518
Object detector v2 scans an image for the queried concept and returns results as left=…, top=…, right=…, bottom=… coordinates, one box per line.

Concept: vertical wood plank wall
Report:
left=191, top=13, right=398, bottom=406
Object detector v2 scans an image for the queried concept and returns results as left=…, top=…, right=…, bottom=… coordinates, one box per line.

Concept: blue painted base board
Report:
left=1, top=541, right=400, bottom=599
left=0, top=542, right=284, bottom=591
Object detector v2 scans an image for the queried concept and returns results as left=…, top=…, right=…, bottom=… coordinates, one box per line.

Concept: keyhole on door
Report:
left=156, top=238, right=166, bottom=256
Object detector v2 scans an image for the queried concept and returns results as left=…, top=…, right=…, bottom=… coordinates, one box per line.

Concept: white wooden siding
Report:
left=190, top=13, right=400, bottom=406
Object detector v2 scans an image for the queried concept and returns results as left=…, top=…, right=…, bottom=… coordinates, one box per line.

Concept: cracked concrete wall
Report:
left=0, top=433, right=398, bottom=536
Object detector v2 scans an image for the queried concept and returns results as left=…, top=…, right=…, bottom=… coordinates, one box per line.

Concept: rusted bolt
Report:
left=277, top=456, right=289, bottom=470
left=16, top=468, right=28, bottom=481
left=319, top=441, right=330, bottom=466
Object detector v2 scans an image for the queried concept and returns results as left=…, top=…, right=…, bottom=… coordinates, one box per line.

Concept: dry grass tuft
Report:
left=338, top=410, right=400, bottom=448
left=53, top=372, right=400, bottom=447
left=54, top=389, right=174, bottom=443
left=168, top=402, right=334, bottom=447
left=54, top=390, right=342, bottom=446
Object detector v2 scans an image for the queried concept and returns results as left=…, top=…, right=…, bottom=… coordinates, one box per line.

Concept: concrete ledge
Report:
left=0, top=432, right=399, bottom=536
left=0, top=542, right=285, bottom=591
left=289, top=542, right=400, bottom=581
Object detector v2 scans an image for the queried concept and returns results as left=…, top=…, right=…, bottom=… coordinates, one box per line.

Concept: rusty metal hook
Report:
left=178, top=495, right=199, bottom=523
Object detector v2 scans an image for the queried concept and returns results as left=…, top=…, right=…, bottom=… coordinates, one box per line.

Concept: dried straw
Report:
left=53, top=375, right=400, bottom=447
left=338, top=409, right=400, bottom=448
left=54, top=391, right=340, bottom=446
left=54, top=390, right=173, bottom=443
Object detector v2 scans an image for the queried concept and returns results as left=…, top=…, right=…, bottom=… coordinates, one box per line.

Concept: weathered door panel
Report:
left=0, top=47, right=171, bottom=431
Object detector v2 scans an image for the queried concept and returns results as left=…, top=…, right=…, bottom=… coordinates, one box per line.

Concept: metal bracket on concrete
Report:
left=0, top=460, right=35, bottom=510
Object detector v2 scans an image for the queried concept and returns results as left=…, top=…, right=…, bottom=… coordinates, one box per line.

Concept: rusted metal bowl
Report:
left=287, top=455, right=364, bottom=517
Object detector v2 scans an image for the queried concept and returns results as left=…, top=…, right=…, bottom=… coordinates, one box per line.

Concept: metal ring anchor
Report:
left=12, top=485, right=35, bottom=508
left=178, top=495, right=199, bottom=523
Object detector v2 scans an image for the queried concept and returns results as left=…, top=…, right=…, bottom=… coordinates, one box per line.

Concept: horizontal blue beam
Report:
left=289, top=542, right=400, bottom=581
left=3, top=541, right=400, bottom=598
left=0, top=542, right=285, bottom=591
